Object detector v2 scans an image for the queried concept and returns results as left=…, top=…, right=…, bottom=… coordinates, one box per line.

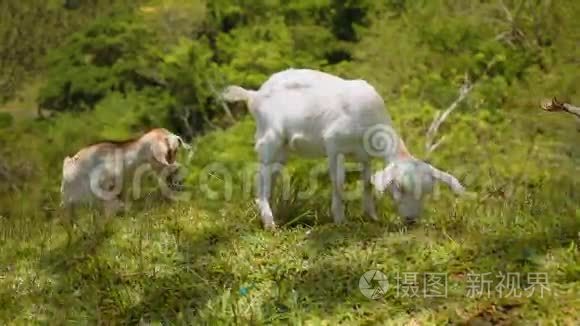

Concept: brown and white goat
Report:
left=60, top=128, right=190, bottom=236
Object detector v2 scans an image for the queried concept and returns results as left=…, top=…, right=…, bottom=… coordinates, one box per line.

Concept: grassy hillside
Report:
left=0, top=0, right=579, bottom=324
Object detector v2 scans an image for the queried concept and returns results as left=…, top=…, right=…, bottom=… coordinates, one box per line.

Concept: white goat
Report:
left=223, top=68, right=465, bottom=229
left=60, top=128, right=189, bottom=237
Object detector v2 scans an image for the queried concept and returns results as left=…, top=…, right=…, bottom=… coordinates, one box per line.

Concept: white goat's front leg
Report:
left=328, top=151, right=345, bottom=224
left=103, top=198, right=124, bottom=217
left=362, top=161, right=378, bottom=221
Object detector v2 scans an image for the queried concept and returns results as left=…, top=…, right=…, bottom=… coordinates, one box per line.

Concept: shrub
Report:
left=38, top=14, right=157, bottom=112
left=0, top=112, right=13, bottom=129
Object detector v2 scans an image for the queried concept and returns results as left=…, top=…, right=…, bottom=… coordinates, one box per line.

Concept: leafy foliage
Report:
left=0, top=112, right=12, bottom=129
left=0, top=0, right=143, bottom=102
left=38, top=15, right=157, bottom=112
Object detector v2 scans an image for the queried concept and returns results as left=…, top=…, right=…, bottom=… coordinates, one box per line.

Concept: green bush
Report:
left=0, top=112, right=13, bottom=129
left=0, top=0, right=142, bottom=102
left=38, top=14, right=157, bottom=112
left=216, top=17, right=324, bottom=88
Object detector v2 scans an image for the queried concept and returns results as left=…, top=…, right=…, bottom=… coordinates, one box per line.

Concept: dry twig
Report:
left=541, top=97, right=580, bottom=119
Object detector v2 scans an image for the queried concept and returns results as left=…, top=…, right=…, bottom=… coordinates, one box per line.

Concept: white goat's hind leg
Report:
left=257, top=163, right=276, bottom=229
left=328, top=151, right=345, bottom=224
left=362, top=161, right=378, bottom=221
left=255, top=135, right=282, bottom=230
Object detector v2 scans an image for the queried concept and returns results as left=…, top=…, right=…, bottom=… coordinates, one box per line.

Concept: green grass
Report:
left=0, top=107, right=578, bottom=325
left=0, top=79, right=44, bottom=122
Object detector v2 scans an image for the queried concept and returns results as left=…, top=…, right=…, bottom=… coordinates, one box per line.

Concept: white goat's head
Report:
left=371, top=159, right=465, bottom=222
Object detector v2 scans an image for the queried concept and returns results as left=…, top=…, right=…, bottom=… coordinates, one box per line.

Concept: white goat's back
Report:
left=258, top=68, right=346, bottom=95
left=251, top=69, right=392, bottom=157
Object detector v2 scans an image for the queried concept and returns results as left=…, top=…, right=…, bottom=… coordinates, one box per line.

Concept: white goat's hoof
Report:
left=264, top=222, right=277, bottom=230
left=365, top=209, right=379, bottom=221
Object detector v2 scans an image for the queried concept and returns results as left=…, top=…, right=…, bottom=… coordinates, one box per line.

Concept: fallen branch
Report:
left=541, top=97, right=580, bottom=119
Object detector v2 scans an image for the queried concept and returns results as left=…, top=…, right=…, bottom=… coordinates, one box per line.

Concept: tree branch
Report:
left=206, top=75, right=236, bottom=123
left=425, top=72, right=475, bottom=156
left=498, top=0, right=513, bottom=23
left=541, top=97, right=580, bottom=119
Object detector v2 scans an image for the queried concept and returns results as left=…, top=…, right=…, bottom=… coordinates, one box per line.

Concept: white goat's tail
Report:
left=221, top=86, right=256, bottom=105
left=177, top=136, right=191, bottom=150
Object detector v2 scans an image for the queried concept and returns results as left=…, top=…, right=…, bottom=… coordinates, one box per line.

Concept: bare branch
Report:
left=425, top=57, right=501, bottom=157
left=178, top=106, right=194, bottom=139
left=512, top=0, right=527, bottom=23
left=541, top=97, right=580, bottom=119
left=498, top=0, right=513, bottom=23
left=493, top=0, right=529, bottom=48
left=0, top=161, right=10, bottom=181
left=425, top=72, right=475, bottom=156
left=206, top=75, right=236, bottom=123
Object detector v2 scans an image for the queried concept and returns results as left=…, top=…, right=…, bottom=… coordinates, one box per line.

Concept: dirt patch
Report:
left=460, top=302, right=523, bottom=326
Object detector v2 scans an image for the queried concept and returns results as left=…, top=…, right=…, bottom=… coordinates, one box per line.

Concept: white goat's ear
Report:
left=428, top=165, right=466, bottom=195
left=371, top=165, right=395, bottom=194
